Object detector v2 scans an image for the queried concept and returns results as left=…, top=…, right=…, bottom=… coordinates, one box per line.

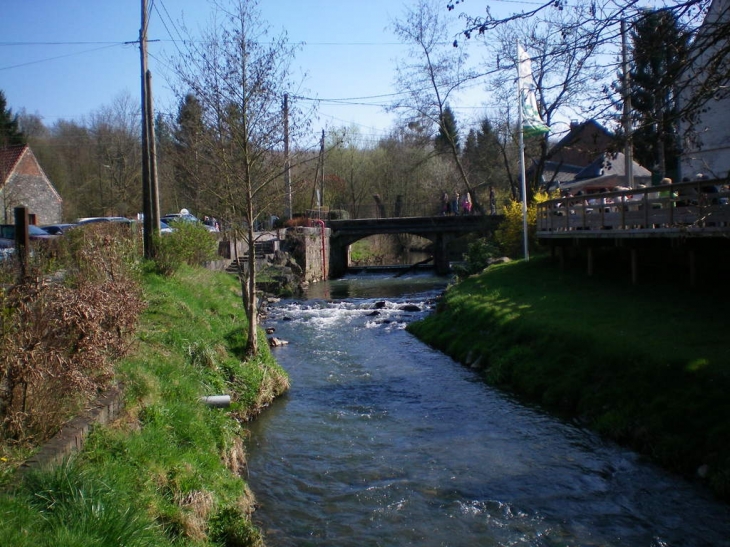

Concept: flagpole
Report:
left=517, top=40, right=530, bottom=261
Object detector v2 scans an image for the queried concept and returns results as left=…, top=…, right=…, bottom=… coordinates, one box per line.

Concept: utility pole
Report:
left=146, top=71, right=161, bottom=233
left=621, top=19, right=635, bottom=189
left=140, top=0, right=159, bottom=259
left=283, top=94, right=292, bottom=220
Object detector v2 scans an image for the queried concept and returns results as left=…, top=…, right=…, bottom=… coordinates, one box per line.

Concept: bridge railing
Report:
left=307, top=200, right=478, bottom=220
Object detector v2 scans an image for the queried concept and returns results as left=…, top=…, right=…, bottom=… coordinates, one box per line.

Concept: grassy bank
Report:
left=407, top=256, right=730, bottom=500
left=0, top=266, right=288, bottom=546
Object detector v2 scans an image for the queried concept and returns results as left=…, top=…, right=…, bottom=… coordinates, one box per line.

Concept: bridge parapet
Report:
left=329, top=214, right=502, bottom=238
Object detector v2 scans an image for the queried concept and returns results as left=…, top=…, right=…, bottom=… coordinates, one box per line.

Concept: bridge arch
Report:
left=327, top=215, right=503, bottom=278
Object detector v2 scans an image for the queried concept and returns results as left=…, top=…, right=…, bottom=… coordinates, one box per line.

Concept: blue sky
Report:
left=1, top=1, right=505, bottom=141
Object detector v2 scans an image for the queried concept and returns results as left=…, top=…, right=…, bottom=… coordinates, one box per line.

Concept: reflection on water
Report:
left=246, top=272, right=730, bottom=547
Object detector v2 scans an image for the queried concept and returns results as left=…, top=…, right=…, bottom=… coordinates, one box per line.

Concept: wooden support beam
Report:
left=587, top=246, right=593, bottom=277
left=631, top=248, right=638, bottom=285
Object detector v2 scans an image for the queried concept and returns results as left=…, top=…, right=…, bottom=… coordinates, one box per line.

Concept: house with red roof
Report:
left=0, top=144, right=62, bottom=225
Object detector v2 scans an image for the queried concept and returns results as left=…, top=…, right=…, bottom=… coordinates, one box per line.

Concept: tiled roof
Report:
left=547, top=120, right=615, bottom=167
left=574, top=152, right=651, bottom=180
left=0, top=144, right=27, bottom=184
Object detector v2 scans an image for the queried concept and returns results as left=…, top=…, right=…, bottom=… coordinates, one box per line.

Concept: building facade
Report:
left=0, top=145, right=63, bottom=225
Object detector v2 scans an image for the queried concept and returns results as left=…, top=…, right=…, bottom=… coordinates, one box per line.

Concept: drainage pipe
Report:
left=200, top=395, right=231, bottom=408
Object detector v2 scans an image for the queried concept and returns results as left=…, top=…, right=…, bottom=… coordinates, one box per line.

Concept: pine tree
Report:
left=0, top=91, right=26, bottom=147
left=435, top=105, right=459, bottom=156
left=630, top=9, right=689, bottom=181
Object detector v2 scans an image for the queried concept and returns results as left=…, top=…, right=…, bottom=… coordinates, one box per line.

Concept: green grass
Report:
left=408, top=256, right=730, bottom=499
left=0, top=265, right=288, bottom=546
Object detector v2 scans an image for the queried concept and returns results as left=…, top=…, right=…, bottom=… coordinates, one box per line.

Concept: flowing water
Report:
left=245, top=272, right=730, bottom=547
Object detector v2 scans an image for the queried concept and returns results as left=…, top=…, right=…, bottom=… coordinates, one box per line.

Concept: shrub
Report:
left=453, top=238, right=502, bottom=279
left=494, top=190, right=551, bottom=258
left=0, top=223, right=144, bottom=446
left=152, top=222, right=218, bottom=277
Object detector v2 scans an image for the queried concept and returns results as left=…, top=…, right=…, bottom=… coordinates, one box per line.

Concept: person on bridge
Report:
left=461, top=192, right=472, bottom=215
left=441, top=191, right=450, bottom=215
left=452, top=192, right=460, bottom=216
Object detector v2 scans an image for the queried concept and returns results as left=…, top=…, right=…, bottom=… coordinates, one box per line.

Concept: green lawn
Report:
left=408, top=256, right=730, bottom=500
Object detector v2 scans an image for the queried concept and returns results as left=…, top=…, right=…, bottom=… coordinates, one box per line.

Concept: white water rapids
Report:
left=244, top=272, right=730, bottom=547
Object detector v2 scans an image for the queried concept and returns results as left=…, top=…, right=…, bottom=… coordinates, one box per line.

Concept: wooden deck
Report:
left=536, top=180, right=730, bottom=284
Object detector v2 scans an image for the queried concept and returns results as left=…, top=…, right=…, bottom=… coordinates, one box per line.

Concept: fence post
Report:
left=14, top=206, right=30, bottom=280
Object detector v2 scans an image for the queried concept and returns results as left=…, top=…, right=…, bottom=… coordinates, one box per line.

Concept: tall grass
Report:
left=0, top=266, right=289, bottom=546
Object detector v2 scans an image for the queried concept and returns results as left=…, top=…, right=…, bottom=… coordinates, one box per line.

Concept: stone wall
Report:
left=19, top=386, right=124, bottom=474
left=212, top=227, right=330, bottom=282
left=285, top=226, right=329, bottom=282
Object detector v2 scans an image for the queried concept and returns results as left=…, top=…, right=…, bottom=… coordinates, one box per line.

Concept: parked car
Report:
left=40, top=223, right=77, bottom=235
left=76, top=217, right=132, bottom=225
left=160, top=220, right=173, bottom=234
left=0, top=224, right=59, bottom=261
left=0, top=224, right=59, bottom=242
left=161, top=212, right=218, bottom=233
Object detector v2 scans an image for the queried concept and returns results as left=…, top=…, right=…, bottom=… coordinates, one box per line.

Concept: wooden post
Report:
left=587, top=246, right=593, bottom=277
left=631, top=248, right=638, bottom=285
left=14, top=206, right=29, bottom=280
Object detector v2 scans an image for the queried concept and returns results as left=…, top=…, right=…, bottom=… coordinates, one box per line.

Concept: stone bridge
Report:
left=327, top=214, right=504, bottom=277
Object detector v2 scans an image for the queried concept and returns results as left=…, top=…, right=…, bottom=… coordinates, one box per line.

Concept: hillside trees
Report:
left=319, top=129, right=375, bottom=218
left=86, top=94, right=143, bottom=218
left=462, top=116, right=511, bottom=205
left=168, top=93, right=212, bottom=215
left=170, top=0, right=311, bottom=356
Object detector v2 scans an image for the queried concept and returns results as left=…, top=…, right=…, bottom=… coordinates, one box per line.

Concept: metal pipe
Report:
left=200, top=395, right=231, bottom=408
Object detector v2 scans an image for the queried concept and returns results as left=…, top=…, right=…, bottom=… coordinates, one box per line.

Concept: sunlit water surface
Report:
left=244, top=272, right=730, bottom=547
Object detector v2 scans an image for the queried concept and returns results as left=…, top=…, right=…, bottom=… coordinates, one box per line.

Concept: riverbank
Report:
left=407, top=256, right=730, bottom=501
left=0, top=266, right=288, bottom=546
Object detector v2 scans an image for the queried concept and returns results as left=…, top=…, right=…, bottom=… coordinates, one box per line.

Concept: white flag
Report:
left=518, top=45, right=550, bottom=137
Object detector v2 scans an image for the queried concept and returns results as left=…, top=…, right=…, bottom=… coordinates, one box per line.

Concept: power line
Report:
left=0, top=43, right=127, bottom=71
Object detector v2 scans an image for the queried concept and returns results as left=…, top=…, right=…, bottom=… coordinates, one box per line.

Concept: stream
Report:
left=244, top=272, right=730, bottom=547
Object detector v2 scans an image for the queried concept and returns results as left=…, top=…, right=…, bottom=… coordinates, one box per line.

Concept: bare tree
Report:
left=479, top=8, right=610, bottom=197
left=170, top=0, right=311, bottom=356
left=391, top=0, right=483, bottom=209
left=87, top=94, right=143, bottom=217
left=450, top=0, right=730, bottom=136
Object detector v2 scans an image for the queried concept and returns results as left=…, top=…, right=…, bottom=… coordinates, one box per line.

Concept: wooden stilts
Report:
left=631, top=248, right=638, bottom=285
left=587, top=247, right=593, bottom=277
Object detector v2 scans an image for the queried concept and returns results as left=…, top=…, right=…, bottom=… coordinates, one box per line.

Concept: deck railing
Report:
left=537, top=180, right=730, bottom=234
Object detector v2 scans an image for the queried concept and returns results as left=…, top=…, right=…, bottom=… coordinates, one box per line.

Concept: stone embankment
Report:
left=18, top=385, right=124, bottom=475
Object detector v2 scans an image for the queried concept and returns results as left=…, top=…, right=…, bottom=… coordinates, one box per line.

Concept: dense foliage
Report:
left=152, top=221, right=218, bottom=277
left=0, top=223, right=144, bottom=449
